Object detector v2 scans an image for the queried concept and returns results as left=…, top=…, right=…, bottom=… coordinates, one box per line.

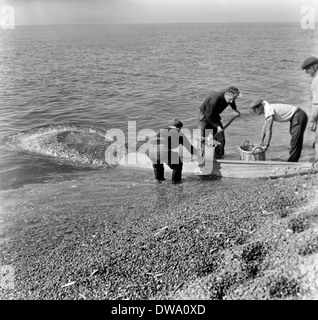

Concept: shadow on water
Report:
left=0, top=155, right=102, bottom=191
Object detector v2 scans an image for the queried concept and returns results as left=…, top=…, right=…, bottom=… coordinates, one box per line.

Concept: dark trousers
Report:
left=197, top=113, right=225, bottom=157
left=149, top=149, right=183, bottom=183
left=288, top=109, right=308, bottom=162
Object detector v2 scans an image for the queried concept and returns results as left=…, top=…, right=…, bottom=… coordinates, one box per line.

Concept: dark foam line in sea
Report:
left=1, top=122, right=114, bottom=168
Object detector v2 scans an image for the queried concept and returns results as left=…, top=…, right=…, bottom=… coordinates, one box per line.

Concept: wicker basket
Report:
left=239, top=140, right=266, bottom=161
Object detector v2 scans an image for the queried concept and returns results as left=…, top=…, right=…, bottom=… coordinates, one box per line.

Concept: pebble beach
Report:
left=1, top=167, right=318, bottom=300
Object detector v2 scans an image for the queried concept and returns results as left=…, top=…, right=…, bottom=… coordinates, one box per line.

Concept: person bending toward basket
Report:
left=250, top=99, right=308, bottom=162
left=148, top=119, right=204, bottom=184
left=301, top=56, right=318, bottom=160
left=197, top=86, right=241, bottom=158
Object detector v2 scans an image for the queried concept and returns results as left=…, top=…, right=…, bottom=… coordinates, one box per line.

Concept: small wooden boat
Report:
left=119, top=150, right=318, bottom=179
left=118, top=115, right=317, bottom=179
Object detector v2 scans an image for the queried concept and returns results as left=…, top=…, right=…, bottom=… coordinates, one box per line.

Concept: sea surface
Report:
left=0, top=23, right=317, bottom=190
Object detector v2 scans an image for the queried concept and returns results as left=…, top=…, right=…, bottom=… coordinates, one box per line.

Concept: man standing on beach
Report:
left=250, top=99, right=308, bottom=162
left=197, top=86, right=241, bottom=158
left=301, top=56, right=318, bottom=159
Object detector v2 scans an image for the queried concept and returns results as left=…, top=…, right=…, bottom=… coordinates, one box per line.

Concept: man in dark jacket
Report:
left=197, top=86, right=241, bottom=158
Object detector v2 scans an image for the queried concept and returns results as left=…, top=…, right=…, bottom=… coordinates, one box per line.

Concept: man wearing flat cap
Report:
left=197, top=86, right=241, bottom=158
left=250, top=99, right=308, bottom=162
left=302, top=56, right=318, bottom=159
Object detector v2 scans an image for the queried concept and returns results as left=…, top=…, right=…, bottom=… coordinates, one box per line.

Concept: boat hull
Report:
left=212, top=159, right=315, bottom=179
left=118, top=151, right=317, bottom=179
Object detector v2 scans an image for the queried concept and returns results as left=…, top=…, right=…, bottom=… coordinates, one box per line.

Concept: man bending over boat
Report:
left=148, top=119, right=203, bottom=184
left=250, top=99, right=308, bottom=162
left=301, top=56, right=318, bottom=160
left=197, top=86, right=241, bottom=158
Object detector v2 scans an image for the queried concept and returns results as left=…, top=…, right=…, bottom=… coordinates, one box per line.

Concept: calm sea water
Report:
left=0, top=23, right=317, bottom=189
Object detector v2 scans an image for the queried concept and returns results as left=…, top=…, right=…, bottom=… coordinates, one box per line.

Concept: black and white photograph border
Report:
left=1, top=0, right=318, bottom=308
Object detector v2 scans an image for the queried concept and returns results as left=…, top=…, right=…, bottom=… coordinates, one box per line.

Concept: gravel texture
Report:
left=1, top=169, right=318, bottom=300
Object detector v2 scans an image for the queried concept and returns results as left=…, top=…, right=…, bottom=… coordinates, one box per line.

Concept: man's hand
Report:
left=193, top=154, right=205, bottom=164
left=310, top=121, right=317, bottom=132
left=260, top=143, right=269, bottom=151
left=234, top=110, right=241, bottom=117
left=217, top=126, right=223, bottom=133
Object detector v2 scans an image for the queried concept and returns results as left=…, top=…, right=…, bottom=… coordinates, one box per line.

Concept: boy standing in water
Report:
left=148, top=119, right=203, bottom=184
